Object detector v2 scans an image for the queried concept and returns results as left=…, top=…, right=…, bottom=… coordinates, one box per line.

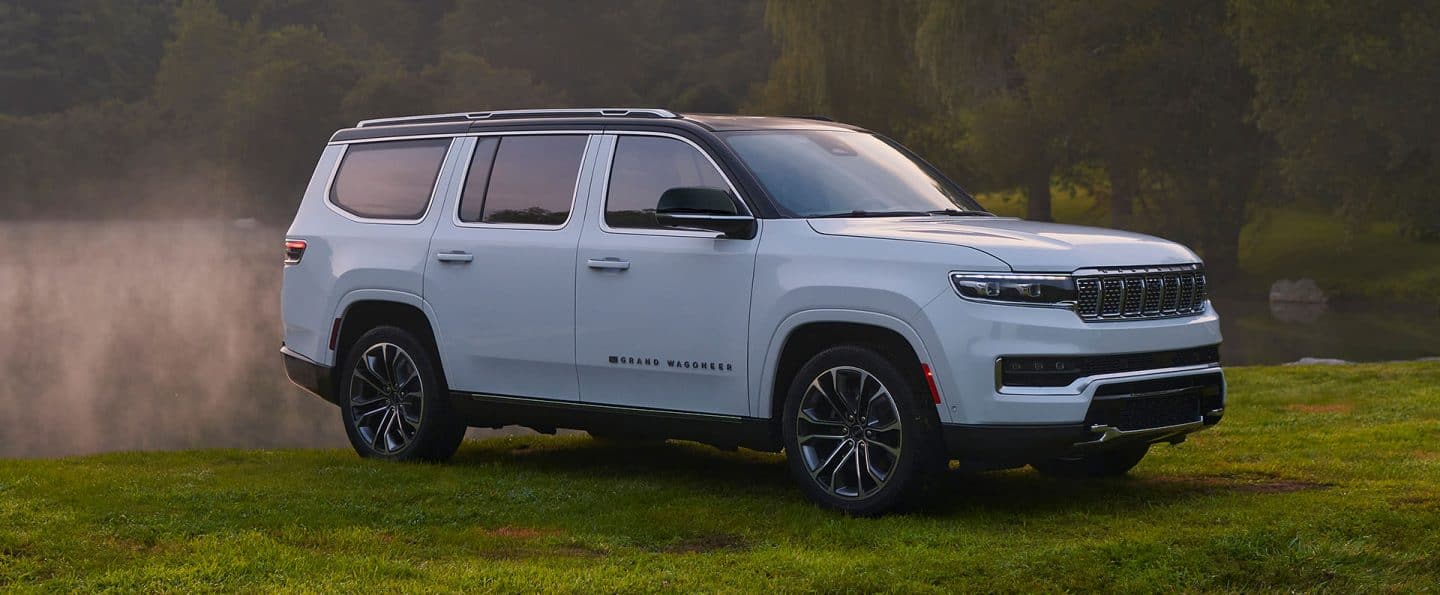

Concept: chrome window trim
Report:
left=595, top=130, right=755, bottom=239
left=327, top=133, right=463, bottom=145
left=449, top=131, right=599, bottom=232
left=322, top=137, right=459, bottom=226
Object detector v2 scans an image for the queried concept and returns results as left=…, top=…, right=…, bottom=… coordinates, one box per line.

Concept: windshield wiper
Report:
left=926, top=209, right=996, bottom=217
left=809, top=210, right=931, bottom=218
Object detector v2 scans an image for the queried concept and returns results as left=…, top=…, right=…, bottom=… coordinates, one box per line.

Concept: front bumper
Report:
left=942, top=368, right=1225, bottom=464
left=282, top=345, right=337, bottom=405
left=918, top=295, right=1224, bottom=425
left=915, top=292, right=1225, bottom=463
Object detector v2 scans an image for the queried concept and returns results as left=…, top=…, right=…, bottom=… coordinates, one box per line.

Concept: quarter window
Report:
left=606, top=136, right=731, bottom=229
left=331, top=139, right=450, bottom=220
left=460, top=135, right=588, bottom=226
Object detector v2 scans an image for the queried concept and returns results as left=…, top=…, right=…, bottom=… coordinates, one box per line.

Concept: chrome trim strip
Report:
left=996, top=362, right=1222, bottom=396
left=357, top=108, right=678, bottom=128
left=328, top=133, right=465, bottom=146
left=1074, top=419, right=1208, bottom=447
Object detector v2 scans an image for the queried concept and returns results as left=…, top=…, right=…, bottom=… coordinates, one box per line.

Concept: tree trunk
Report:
left=1026, top=172, right=1052, bottom=222
left=1109, top=165, right=1137, bottom=229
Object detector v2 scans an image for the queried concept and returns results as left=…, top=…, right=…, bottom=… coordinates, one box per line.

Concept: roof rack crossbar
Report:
left=357, top=108, right=678, bottom=128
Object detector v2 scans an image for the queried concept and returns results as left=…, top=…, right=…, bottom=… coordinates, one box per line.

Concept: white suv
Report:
left=281, top=108, right=1224, bottom=514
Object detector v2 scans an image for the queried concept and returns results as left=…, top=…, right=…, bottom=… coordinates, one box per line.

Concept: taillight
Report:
left=284, top=239, right=307, bottom=265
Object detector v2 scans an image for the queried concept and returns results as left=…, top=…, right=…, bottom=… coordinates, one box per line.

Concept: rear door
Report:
left=574, top=132, right=760, bottom=416
left=424, top=132, right=599, bottom=400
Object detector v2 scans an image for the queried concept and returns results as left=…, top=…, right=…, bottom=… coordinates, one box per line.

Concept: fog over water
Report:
left=0, top=220, right=346, bottom=458
left=1, top=219, right=1434, bottom=459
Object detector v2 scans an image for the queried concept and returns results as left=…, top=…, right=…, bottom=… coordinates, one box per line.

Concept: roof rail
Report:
left=786, top=114, right=835, bottom=122
left=356, top=108, right=679, bottom=128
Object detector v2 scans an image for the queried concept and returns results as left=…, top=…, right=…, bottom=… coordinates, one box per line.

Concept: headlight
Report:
left=950, top=273, right=1076, bottom=307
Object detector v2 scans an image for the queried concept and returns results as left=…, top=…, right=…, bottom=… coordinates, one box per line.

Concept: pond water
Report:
left=0, top=219, right=1434, bottom=457
left=1212, top=297, right=1440, bottom=366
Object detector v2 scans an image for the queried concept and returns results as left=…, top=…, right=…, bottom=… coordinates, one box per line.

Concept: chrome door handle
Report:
left=586, top=258, right=630, bottom=270
left=435, top=251, right=473, bottom=263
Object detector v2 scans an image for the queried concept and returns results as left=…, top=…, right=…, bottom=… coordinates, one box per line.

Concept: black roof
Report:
left=328, top=108, right=867, bottom=143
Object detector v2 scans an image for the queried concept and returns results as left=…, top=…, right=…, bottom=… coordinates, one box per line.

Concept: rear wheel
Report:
left=339, top=326, right=465, bottom=461
left=782, top=345, right=943, bottom=515
left=1031, top=445, right=1149, bottom=477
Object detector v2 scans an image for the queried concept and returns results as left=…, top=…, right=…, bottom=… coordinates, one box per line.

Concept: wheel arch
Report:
left=330, top=290, right=447, bottom=387
left=758, top=310, right=947, bottom=424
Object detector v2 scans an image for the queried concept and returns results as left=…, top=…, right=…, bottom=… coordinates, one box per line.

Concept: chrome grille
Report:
left=1073, top=265, right=1207, bottom=321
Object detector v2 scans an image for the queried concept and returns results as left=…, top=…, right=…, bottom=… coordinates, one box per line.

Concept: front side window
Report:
left=606, top=136, right=731, bottom=229
left=459, top=134, right=587, bottom=226
left=330, top=139, right=450, bottom=220
left=721, top=130, right=984, bottom=218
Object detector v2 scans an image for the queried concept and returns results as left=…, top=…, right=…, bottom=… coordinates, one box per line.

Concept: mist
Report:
left=0, top=218, right=348, bottom=458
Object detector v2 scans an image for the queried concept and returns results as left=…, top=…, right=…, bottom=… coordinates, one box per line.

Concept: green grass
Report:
left=976, top=191, right=1440, bottom=304
left=3, top=363, right=1439, bottom=592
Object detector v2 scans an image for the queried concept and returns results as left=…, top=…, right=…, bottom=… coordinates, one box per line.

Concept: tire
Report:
left=339, top=326, right=466, bottom=462
left=1031, top=444, right=1149, bottom=477
left=781, top=345, right=945, bottom=515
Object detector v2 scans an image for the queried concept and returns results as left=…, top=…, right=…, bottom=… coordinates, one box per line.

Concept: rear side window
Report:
left=605, top=135, right=731, bottom=229
left=458, top=135, right=588, bottom=226
left=330, top=139, right=450, bottom=220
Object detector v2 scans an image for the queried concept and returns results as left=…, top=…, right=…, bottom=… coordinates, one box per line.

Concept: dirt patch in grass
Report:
left=1147, top=475, right=1331, bottom=494
left=659, top=533, right=749, bottom=554
left=1286, top=403, right=1354, bottom=414
left=1412, top=450, right=1440, bottom=461
left=1391, top=495, right=1439, bottom=510
left=482, top=526, right=564, bottom=539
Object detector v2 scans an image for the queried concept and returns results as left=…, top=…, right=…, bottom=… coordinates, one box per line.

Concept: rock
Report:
left=1270, top=278, right=1328, bottom=304
left=1269, top=300, right=1327, bottom=324
left=1283, top=357, right=1351, bottom=366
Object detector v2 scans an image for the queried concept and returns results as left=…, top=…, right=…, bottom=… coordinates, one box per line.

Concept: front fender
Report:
left=751, top=308, right=953, bottom=423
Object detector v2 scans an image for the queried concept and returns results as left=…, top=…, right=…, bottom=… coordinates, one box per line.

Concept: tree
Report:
left=153, top=0, right=256, bottom=134
left=1021, top=0, right=1272, bottom=274
left=1231, top=0, right=1440, bottom=238
left=221, top=25, right=357, bottom=208
left=914, top=0, right=1063, bottom=221
left=751, top=0, right=933, bottom=138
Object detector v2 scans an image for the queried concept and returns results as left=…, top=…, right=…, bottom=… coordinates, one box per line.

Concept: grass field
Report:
left=2, top=362, right=1438, bottom=592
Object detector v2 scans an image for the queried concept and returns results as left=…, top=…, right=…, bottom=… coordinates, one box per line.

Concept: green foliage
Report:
left=0, top=0, right=175, bottom=114
left=0, top=0, right=1436, bottom=271
left=1, top=362, right=1439, bottom=590
left=1231, top=0, right=1440, bottom=239
left=222, top=25, right=358, bottom=198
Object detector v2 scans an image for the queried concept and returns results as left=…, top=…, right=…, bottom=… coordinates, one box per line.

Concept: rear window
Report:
left=459, top=135, right=588, bottom=226
left=330, top=139, right=450, bottom=220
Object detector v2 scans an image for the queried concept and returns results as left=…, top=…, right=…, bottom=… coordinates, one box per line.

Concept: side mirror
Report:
left=654, top=187, right=756, bottom=239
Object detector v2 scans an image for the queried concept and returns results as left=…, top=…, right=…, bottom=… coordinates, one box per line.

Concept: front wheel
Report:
left=339, top=326, right=465, bottom=461
left=781, top=345, right=944, bottom=515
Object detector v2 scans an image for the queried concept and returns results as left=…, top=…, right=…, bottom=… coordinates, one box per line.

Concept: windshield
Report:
left=721, top=130, right=984, bottom=217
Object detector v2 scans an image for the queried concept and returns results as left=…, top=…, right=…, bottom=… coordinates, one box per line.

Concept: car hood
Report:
left=807, top=217, right=1201, bottom=271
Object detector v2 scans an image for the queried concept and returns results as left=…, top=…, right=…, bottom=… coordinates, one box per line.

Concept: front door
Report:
left=574, top=133, right=759, bottom=416
left=425, top=133, right=599, bottom=400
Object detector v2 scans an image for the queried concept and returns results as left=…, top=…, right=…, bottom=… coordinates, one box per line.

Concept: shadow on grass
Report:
left=446, top=437, right=1301, bottom=517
